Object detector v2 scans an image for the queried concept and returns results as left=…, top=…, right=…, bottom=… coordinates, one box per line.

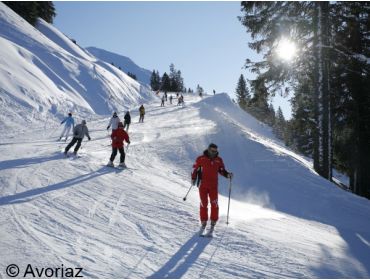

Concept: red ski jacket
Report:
left=111, top=128, right=129, bottom=148
left=192, top=150, right=229, bottom=189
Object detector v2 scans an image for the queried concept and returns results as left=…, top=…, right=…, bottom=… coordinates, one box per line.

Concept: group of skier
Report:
left=58, top=95, right=233, bottom=235
left=59, top=104, right=145, bottom=166
left=159, top=92, right=185, bottom=107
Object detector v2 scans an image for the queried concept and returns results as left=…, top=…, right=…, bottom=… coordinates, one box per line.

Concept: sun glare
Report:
left=276, top=39, right=297, bottom=61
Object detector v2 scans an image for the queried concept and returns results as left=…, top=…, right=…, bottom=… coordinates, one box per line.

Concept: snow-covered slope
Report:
left=1, top=93, right=370, bottom=278
left=0, top=3, right=154, bottom=135
left=86, top=46, right=152, bottom=85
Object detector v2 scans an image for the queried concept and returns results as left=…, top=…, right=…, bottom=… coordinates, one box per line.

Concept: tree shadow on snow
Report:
left=148, top=234, right=211, bottom=279
left=0, top=167, right=112, bottom=206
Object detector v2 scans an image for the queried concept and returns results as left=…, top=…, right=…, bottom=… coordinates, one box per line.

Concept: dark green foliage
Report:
left=239, top=1, right=370, bottom=198
left=235, top=74, right=250, bottom=109
left=273, top=107, right=286, bottom=140
left=35, top=2, right=56, bottom=23
left=246, top=78, right=272, bottom=124
left=127, top=72, right=137, bottom=81
left=150, top=70, right=161, bottom=91
left=161, top=72, right=171, bottom=92
left=3, top=1, right=56, bottom=26
left=169, top=63, right=184, bottom=92
left=287, top=80, right=315, bottom=156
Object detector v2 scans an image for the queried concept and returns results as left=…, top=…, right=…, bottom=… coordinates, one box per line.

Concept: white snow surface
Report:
left=0, top=3, right=154, bottom=136
left=1, top=93, right=370, bottom=278
left=1, top=3, right=370, bottom=278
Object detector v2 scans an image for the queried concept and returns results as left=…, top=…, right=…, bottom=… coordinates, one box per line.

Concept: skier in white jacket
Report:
left=107, top=112, right=121, bottom=131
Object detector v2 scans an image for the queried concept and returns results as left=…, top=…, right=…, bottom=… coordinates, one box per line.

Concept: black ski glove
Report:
left=88, top=137, right=91, bottom=141
left=107, top=126, right=110, bottom=130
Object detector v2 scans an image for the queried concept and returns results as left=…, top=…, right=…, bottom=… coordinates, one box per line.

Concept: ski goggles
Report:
left=209, top=148, right=218, bottom=155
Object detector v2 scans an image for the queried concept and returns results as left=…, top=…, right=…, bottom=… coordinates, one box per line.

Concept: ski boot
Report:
left=199, top=221, right=207, bottom=236
left=107, top=160, right=114, bottom=167
left=118, top=162, right=127, bottom=168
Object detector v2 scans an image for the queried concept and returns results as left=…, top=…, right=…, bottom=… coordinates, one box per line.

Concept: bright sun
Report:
left=276, top=39, right=297, bottom=61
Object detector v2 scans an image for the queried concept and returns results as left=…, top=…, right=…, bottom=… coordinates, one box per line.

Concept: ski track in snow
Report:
left=1, top=95, right=370, bottom=278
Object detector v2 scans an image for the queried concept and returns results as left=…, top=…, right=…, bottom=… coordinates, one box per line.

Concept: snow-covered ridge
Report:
left=0, top=3, right=154, bottom=136
left=87, top=46, right=152, bottom=85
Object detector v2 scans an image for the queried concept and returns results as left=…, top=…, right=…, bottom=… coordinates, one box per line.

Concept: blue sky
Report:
left=54, top=1, right=292, bottom=119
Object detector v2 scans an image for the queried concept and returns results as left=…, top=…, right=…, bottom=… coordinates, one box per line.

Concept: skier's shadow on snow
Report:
left=0, top=167, right=113, bottom=206
left=0, top=153, right=62, bottom=171
left=149, top=234, right=211, bottom=279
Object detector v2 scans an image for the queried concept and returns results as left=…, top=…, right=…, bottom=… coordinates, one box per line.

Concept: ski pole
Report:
left=80, top=139, right=88, bottom=150
left=126, top=143, right=130, bottom=154
left=226, top=177, right=232, bottom=225
left=183, top=183, right=194, bottom=201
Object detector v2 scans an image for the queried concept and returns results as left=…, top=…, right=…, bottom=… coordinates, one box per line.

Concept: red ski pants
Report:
left=199, top=185, right=218, bottom=222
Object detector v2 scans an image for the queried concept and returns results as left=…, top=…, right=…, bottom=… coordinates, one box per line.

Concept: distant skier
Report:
left=164, top=91, right=168, bottom=101
left=107, top=112, right=121, bottom=131
left=123, top=111, right=131, bottom=131
left=59, top=113, right=75, bottom=141
left=191, top=143, right=233, bottom=233
left=178, top=94, right=185, bottom=107
left=213, top=89, right=216, bottom=95
left=139, top=105, right=145, bottom=123
left=107, top=122, right=130, bottom=168
left=161, top=95, right=165, bottom=107
left=64, top=120, right=91, bottom=156
left=169, top=95, right=173, bottom=104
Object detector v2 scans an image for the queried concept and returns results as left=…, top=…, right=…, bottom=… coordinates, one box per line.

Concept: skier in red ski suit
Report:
left=191, top=143, right=233, bottom=228
left=107, top=122, right=130, bottom=167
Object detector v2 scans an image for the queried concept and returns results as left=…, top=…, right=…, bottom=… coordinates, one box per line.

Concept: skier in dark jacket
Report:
left=139, top=105, right=145, bottom=123
left=161, top=96, right=165, bottom=107
left=64, top=120, right=91, bottom=156
left=123, top=111, right=131, bottom=131
left=191, top=143, right=233, bottom=231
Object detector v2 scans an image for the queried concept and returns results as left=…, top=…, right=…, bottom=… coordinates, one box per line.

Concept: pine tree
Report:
left=127, top=72, right=137, bottom=80
left=239, top=2, right=333, bottom=180
left=4, top=2, right=39, bottom=26
left=247, top=78, right=271, bottom=123
left=288, top=79, right=315, bottom=156
left=235, top=74, right=250, bottom=109
left=36, top=2, right=56, bottom=24
left=273, top=107, right=286, bottom=140
left=330, top=2, right=370, bottom=197
left=150, top=70, right=161, bottom=91
left=161, top=72, right=171, bottom=92
left=4, top=2, right=56, bottom=26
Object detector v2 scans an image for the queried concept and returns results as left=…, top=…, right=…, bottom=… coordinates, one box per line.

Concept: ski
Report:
left=104, top=164, right=127, bottom=170
left=204, top=227, right=214, bottom=238
left=63, top=152, right=81, bottom=159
